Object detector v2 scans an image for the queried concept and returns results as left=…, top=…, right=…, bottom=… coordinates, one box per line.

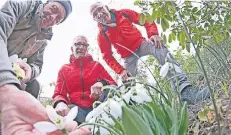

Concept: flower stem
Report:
left=77, top=122, right=121, bottom=135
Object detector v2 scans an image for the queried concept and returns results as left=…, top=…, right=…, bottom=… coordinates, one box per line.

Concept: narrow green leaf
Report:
left=192, top=7, right=198, bottom=13
left=121, top=106, right=153, bottom=135
left=147, top=13, right=154, bottom=23
left=139, top=13, right=146, bottom=25
left=179, top=102, right=189, bottom=135
left=143, top=105, right=167, bottom=135
left=186, top=42, right=190, bottom=52
left=161, top=18, right=169, bottom=32
left=152, top=9, right=159, bottom=21
left=163, top=34, right=167, bottom=44
left=168, top=33, right=173, bottom=43
left=179, top=31, right=186, bottom=49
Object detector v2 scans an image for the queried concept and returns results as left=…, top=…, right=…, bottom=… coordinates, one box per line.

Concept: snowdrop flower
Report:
left=107, top=98, right=122, bottom=118
left=122, top=90, right=133, bottom=104
left=160, top=62, right=182, bottom=78
left=122, top=84, right=152, bottom=104
left=85, top=102, right=107, bottom=122
left=97, top=126, right=110, bottom=135
left=101, top=113, right=115, bottom=126
left=87, top=116, right=111, bottom=135
left=132, top=83, right=152, bottom=103
left=90, top=124, right=110, bottom=135
left=9, top=54, right=27, bottom=63
left=33, top=105, right=78, bottom=133
left=86, top=99, right=122, bottom=122
left=160, top=62, right=170, bottom=78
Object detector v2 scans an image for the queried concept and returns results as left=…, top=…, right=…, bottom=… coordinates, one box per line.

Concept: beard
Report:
left=73, top=49, right=86, bottom=58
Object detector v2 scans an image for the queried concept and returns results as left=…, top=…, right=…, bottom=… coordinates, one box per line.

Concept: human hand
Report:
left=90, top=82, right=103, bottom=99
left=120, top=70, right=132, bottom=82
left=0, top=84, right=90, bottom=135
left=18, top=62, right=32, bottom=83
left=55, top=102, right=70, bottom=117
left=150, top=35, right=163, bottom=49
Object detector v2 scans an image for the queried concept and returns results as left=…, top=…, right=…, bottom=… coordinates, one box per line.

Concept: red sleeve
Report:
left=119, top=9, right=159, bottom=38
left=97, top=32, right=125, bottom=74
left=97, top=62, right=117, bottom=86
left=52, top=67, right=70, bottom=107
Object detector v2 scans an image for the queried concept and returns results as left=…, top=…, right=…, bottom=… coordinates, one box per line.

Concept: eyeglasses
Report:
left=73, top=42, right=89, bottom=47
left=92, top=6, right=108, bottom=21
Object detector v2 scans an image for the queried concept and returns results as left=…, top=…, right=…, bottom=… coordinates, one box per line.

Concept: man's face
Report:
left=40, top=2, right=66, bottom=28
left=92, top=6, right=111, bottom=24
left=72, top=38, right=89, bottom=58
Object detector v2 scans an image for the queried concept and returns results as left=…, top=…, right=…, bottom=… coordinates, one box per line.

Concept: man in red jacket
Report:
left=89, top=2, right=209, bottom=104
left=52, top=36, right=117, bottom=124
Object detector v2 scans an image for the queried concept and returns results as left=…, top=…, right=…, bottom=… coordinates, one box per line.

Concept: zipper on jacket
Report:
left=80, top=59, right=87, bottom=108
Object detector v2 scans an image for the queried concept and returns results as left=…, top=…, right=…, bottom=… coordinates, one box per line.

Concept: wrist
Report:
left=0, top=84, right=19, bottom=109
left=0, top=84, right=19, bottom=93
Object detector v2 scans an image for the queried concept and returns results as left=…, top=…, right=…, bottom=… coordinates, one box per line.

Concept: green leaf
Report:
left=161, top=18, right=169, bottom=32
left=144, top=104, right=167, bottom=135
left=179, top=30, right=186, bottom=49
left=163, top=34, right=167, bottom=44
left=164, top=15, right=173, bottom=21
left=134, top=0, right=140, bottom=5
left=165, top=102, right=178, bottom=135
left=168, top=33, right=172, bottom=43
left=147, top=13, right=154, bottom=23
left=192, top=7, right=198, bottom=13
left=186, top=42, right=190, bottom=52
left=139, top=13, right=146, bottom=25
left=121, top=106, right=153, bottom=135
left=198, top=108, right=214, bottom=122
left=179, top=102, right=189, bottom=135
left=152, top=9, right=159, bottom=21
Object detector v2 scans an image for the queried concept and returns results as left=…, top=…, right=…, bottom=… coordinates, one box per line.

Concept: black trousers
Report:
left=25, top=79, right=41, bottom=98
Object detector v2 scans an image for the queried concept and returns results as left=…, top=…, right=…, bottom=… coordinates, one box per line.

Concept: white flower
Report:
left=85, top=102, right=107, bottom=122
left=108, top=98, right=122, bottom=119
left=122, top=84, right=152, bottom=104
left=91, top=125, right=110, bottom=135
left=33, top=105, right=78, bottom=133
left=98, top=126, right=110, bottom=135
left=122, top=90, right=132, bottom=104
left=160, top=62, right=170, bottom=78
left=89, top=117, right=111, bottom=135
left=87, top=116, right=111, bottom=135
left=132, top=84, right=152, bottom=103
left=171, top=64, right=182, bottom=73
left=101, top=113, right=115, bottom=126
left=86, top=99, right=122, bottom=122
left=9, top=54, right=27, bottom=63
left=160, top=62, right=182, bottom=78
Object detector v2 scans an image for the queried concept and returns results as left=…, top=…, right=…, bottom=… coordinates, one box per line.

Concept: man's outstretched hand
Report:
left=0, top=84, right=90, bottom=135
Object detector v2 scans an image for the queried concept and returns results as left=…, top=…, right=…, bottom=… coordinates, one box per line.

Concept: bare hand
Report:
left=18, top=62, right=32, bottom=83
left=150, top=35, right=163, bottom=49
left=55, top=102, right=70, bottom=117
left=0, top=84, right=90, bottom=135
left=120, top=70, right=132, bottom=82
left=90, top=82, right=103, bottom=99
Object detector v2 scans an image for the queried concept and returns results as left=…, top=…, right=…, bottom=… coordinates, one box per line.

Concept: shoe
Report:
left=181, top=86, right=210, bottom=104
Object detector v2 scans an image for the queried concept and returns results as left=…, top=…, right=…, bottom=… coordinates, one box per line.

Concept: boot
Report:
left=181, top=86, right=210, bottom=104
